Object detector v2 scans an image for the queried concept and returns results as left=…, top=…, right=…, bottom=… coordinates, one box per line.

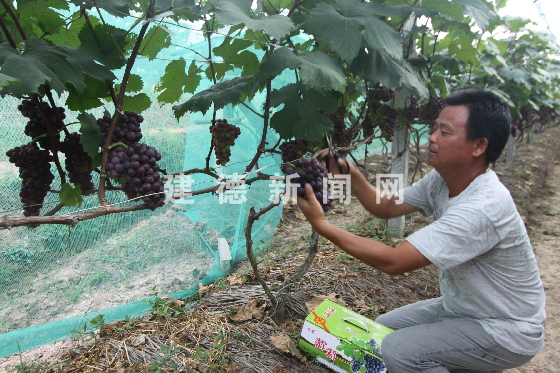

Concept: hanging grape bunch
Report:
left=284, top=158, right=333, bottom=212
left=18, top=99, right=66, bottom=150
left=368, top=83, right=395, bottom=103
left=209, top=119, right=241, bottom=166
left=511, top=118, right=522, bottom=137
left=59, top=133, right=95, bottom=194
left=6, top=145, right=55, bottom=216
left=97, top=110, right=144, bottom=146
left=361, top=115, right=374, bottom=143
left=98, top=111, right=166, bottom=210
left=370, top=104, right=397, bottom=142
left=397, top=96, right=420, bottom=130
left=330, top=106, right=354, bottom=147
left=419, top=96, right=445, bottom=121
left=279, top=139, right=306, bottom=172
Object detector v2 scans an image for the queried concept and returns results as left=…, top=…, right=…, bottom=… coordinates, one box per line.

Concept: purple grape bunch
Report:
left=104, top=143, right=165, bottom=209
left=284, top=158, right=333, bottom=212
left=6, top=145, right=55, bottom=216
left=97, top=111, right=144, bottom=146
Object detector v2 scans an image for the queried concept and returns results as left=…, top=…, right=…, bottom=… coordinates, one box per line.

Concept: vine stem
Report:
left=245, top=203, right=282, bottom=310
left=0, top=12, right=17, bottom=49
left=245, top=44, right=274, bottom=173
left=0, top=0, right=27, bottom=40
left=1, top=204, right=151, bottom=229
left=98, top=0, right=155, bottom=205
left=204, top=17, right=218, bottom=170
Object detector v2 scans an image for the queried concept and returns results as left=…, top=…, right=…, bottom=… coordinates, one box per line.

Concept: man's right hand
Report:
left=319, top=149, right=352, bottom=175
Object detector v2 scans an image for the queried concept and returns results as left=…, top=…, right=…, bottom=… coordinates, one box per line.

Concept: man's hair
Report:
left=444, top=89, right=511, bottom=164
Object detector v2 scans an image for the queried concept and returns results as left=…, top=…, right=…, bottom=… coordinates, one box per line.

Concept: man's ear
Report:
left=473, top=137, right=488, bottom=158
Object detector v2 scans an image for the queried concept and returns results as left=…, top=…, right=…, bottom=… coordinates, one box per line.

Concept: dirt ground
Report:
left=1, top=126, right=560, bottom=373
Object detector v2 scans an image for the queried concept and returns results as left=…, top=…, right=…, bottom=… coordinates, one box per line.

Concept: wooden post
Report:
left=505, top=135, right=515, bottom=163
left=388, top=129, right=409, bottom=238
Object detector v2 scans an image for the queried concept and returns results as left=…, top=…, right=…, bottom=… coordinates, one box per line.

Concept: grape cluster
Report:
left=372, top=104, right=398, bottom=142
left=104, top=143, right=165, bottom=209
left=368, top=84, right=395, bottom=103
left=350, top=355, right=362, bottom=372
left=398, top=96, right=420, bottom=130
left=59, top=133, right=95, bottom=194
left=97, top=111, right=144, bottom=146
left=363, top=354, right=386, bottom=373
left=361, top=116, right=374, bottom=143
left=210, top=119, right=241, bottom=166
left=284, top=158, right=333, bottom=212
left=365, top=338, right=383, bottom=357
left=6, top=145, right=54, bottom=216
left=279, top=140, right=306, bottom=170
left=419, top=96, right=445, bottom=121
left=330, top=106, right=354, bottom=147
left=18, top=99, right=66, bottom=149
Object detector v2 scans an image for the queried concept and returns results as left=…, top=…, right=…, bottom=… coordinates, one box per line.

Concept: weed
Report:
left=145, top=286, right=185, bottom=321
left=348, top=217, right=393, bottom=242
left=148, top=344, right=180, bottom=373
left=70, top=314, right=105, bottom=343
left=191, top=333, right=228, bottom=370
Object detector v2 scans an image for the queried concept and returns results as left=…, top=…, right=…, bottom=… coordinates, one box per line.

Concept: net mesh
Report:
left=0, top=9, right=394, bottom=358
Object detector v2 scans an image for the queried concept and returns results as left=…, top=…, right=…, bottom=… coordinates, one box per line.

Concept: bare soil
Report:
left=2, top=126, right=560, bottom=373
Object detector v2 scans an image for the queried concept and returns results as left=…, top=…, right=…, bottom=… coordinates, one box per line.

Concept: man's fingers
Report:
left=305, top=183, right=316, bottom=201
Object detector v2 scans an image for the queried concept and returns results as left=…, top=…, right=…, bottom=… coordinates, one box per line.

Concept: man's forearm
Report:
left=350, top=168, right=395, bottom=219
left=312, top=219, right=430, bottom=275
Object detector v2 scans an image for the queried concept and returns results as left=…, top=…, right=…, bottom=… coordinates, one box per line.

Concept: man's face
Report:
left=428, top=105, right=477, bottom=171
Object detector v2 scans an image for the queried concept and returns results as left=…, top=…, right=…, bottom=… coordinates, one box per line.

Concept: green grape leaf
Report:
left=212, top=0, right=294, bottom=40
left=75, top=23, right=129, bottom=70
left=19, top=0, right=68, bottom=38
left=455, top=0, right=496, bottom=30
left=420, top=0, right=464, bottom=21
left=269, top=84, right=338, bottom=140
left=45, top=15, right=85, bottom=48
left=0, top=73, right=20, bottom=89
left=0, top=38, right=85, bottom=97
left=351, top=49, right=427, bottom=96
left=68, top=0, right=135, bottom=18
left=115, top=74, right=143, bottom=93
left=448, top=35, right=479, bottom=66
left=66, top=76, right=108, bottom=111
left=56, top=22, right=126, bottom=85
left=122, top=93, right=151, bottom=113
left=139, top=25, right=172, bottom=60
left=257, top=47, right=345, bottom=93
left=156, top=59, right=203, bottom=104
left=499, top=66, right=531, bottom=88
left=305, top=0, right=402, bottom=63
left=91, top=152, right=102, bottom=170
left=77, top=112, right=102, bottom=159
left=60, top=183, right=84, bottom=207
left=173, top=75, right=254, bottom=117
left=430, top=74, right=451, bottom=97
left=213, top=37, right=259, bottom=76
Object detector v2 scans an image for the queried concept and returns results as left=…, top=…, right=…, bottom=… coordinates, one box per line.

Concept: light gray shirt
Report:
left=404, top=169, right=546, bottom=355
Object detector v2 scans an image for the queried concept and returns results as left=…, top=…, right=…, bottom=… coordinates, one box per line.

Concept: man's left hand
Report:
left=296, top=184, right=327, bottom=228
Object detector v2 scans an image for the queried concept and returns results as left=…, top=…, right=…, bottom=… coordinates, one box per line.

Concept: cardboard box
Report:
left=297, top=299, right=393, bottom=373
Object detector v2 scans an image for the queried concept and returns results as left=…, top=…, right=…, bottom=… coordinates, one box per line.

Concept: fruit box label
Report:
left=297, top=299, right=393, bottom=373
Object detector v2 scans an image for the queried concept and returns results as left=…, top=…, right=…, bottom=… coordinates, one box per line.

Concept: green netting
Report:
left=0, top=7, right=403, bottom=358
left=0, top=17, right=286, bottom=355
